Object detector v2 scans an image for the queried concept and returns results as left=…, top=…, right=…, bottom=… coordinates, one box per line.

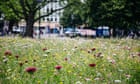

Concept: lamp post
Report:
left=36, top=0, right=42, bottom=39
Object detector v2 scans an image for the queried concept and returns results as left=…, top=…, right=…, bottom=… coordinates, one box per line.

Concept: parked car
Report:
left=79, top=29, right=96, bottom=37
left=64, top=28, right=81, bottom=37
left=96, top=26, right=110, bottom=37
left=12, top=26, right=24, bottom=34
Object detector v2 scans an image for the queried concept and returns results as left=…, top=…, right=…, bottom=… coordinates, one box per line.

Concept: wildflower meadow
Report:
left=0, top=37, right=140, bottom=84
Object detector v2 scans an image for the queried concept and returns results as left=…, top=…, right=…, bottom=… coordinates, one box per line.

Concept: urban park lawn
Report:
left=0, top=37, right=140, bottom=84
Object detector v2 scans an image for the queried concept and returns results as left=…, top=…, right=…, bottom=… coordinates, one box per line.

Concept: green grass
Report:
left=0, top=37, right=140, bottom=84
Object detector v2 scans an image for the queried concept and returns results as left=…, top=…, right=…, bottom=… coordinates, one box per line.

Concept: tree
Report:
left=60, top=0, right=108, bottom=28
left=60, top=0, right=84, bottom=27
left=60, top=8, right=83, bottom=27
left=63, top=0, right=140, bottom=29
left=0, top=1, right=20, bottom=33
left=97, top=0, right=140, bottom=36
left=0, top=0, right=73, bottom=37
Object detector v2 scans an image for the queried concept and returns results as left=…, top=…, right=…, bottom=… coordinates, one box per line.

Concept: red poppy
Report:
left=64, top=58, right=68, bottom=61
left=43, top=48, right=47, bottom=51
left=89, top=63, right=96, bottom=67
left=55, top=65, right=62, bottom=70
left=4, top=50, right=12, bottom=56
left=25, top=67, right=37, bottom=74
left=91, top=48, right=96, bottom=51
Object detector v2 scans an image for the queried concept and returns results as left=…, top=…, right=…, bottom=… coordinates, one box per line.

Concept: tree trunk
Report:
left=24, top=19, right=34, bottom=38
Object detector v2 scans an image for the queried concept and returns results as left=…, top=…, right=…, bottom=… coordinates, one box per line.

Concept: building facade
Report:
left=38, top=0, right=63, bottom=29
left=41, top=0, right=63, bottom=23
left=19, top=0, right=63, bottom=34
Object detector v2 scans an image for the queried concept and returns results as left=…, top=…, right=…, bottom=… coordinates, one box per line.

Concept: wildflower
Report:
left=59, top=81, right=63, bottom=84
left=19, top=62, right=24, bottom=67
left=113, top=53, right=117, bottom=56
left=108, top=59, right=116, bottom=64
left=25, top=67, right=37, bottom=74
left=75, top=81, right=82, bottom=84
left=43, top=48, right=47, bottom=51
left=25, top=60, right=28, bottom=63
left=64, top=58, right=68, bottom=61
left=33, top=59, right=36, bottom=62
left=72, top=48, right=75, bottom=51
left=15, top=55, right=19, bottom=59
left=4, top=50, right=12, bottom=56
left=55, top=65, right=62, bottom=70
left=75, top=46, right=78, bottom=48
left=91, top=48, right=96, bottom=51
left=97, top=52, right=102, bottom=57
left=88, top=50, right=91, bottom=53
left=125, top=74, right=131, bottom=79
left=114, top=80, right=121, bottom=83
left=3, top=58, right=8, bottom=63
left=67, top=70, right=72, bottom=73
left=94, top=78, right=100, bottom=80
left=124, top=46, right=131, bottom=50
left=13, top=77, right=16, bottom=80
left=127, top=47, right=131, bottom=50
left=97, top=72, right=102, bottom=77
left=85, top=78, right=91, bottom=81
left=89, top=63, right=96, bottom=67
left=63, top=48, right=67, bottom=51
left=37, top=81, right=41, bottom=84
left=118, top=69, right=123, bottom=72
left=110, top=59, right=116, bottom=64
left=3, top=56, right=6, bottom=59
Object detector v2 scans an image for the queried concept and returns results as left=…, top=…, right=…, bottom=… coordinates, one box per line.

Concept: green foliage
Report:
left=60, top=0, right=83, bottom=27
left=129, top=64, right=140, bottom=84
left=0, top=1, right=20, bottom=21
left=60, top=8, right=83, bottom=27
left=61, top=0, right=140, bottom=29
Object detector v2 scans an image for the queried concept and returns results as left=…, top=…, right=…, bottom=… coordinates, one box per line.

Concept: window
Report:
left=43, top=17, right=45, bottom=21
left=50, top=18, right=53, bottom=21
left=47, top=18, right=50, bottom=21
left=47, top=8, right=49, bottom=12
left=51, top=8, right=53, bottom=12
left=55, top=18, right=57, bottom=21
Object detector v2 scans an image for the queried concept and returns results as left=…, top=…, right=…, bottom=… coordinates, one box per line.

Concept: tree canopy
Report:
left=60, top=0, right=140, bottom=30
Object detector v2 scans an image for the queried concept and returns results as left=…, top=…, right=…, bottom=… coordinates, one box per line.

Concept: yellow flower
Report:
left=59, top=81, right=63, bottom=84
left=37, top=81, right=41, bottom=84
left=67, top=70, right=72, bottom=73
left=13, top=77, right=16, bottom=80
